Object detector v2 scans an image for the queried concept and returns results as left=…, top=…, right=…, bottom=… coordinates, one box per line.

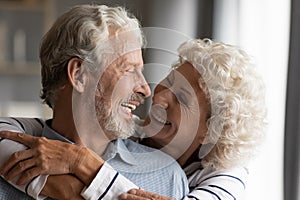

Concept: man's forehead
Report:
left=121, top=49, right=143, bottom=66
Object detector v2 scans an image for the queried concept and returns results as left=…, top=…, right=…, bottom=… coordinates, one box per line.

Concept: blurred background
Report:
left=0, top=0, right=298, bottom=200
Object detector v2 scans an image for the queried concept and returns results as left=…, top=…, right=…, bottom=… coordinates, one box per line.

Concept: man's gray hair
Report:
left=39, top=4, right=143, bottom=108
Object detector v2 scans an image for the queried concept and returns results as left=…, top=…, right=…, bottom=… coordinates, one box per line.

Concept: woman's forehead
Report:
left=174, top=63, right=201, bottom=83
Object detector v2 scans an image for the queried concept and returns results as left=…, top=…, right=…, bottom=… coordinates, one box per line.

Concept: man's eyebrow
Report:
left=125, top=61, right=143, bottom=68
left=129, top=62, right=145, bottom=72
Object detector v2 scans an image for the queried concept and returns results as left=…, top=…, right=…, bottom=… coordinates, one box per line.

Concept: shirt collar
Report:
left=42, top=119, right=74, bottom=144
left=42, top=119, right=137, bottom=165
left=102, top=139, right=138, bottom=166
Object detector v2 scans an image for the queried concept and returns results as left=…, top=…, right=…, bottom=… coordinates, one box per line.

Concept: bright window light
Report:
left=213, top=0, right=290, bottom=200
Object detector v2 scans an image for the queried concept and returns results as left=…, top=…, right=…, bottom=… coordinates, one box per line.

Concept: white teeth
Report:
left=152, top=113, right=166, bottom=124
left=151, top=112, right=171, bottom=125
left=121, top=103, right=136, bottom=111
left=130, top=105, right=136, bottom=110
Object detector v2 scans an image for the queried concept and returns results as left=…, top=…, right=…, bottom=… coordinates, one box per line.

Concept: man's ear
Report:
left=67, top=57, right=86, bottom=93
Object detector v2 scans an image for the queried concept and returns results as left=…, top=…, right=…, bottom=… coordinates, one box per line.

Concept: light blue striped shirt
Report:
left=0, top=118, right=189, bottom=199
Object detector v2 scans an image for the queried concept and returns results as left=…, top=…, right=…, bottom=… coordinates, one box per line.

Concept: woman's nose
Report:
left=152, top=88, right=173, bottom=109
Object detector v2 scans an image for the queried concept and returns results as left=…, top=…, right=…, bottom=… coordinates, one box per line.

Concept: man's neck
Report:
left=51, top=111, right=111, bottom=155
left=50, top=85, right=112, bottom=155
left=51, top=111, right=81, bottom=144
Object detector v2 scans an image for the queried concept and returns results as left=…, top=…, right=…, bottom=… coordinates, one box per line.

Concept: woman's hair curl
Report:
left=174, top=39, right=267, bottom=169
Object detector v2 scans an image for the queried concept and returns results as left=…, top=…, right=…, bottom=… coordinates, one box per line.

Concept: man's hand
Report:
left=0, top=131, right=102, bottom=185
left=118, top=189, right=174, bottom=200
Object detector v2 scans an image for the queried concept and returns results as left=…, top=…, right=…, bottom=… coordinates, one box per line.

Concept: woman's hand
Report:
left=119, top=189, right=174, bottom=200
left=42, top=174, right=85, bottom=200
left=0, top=131, right=103, bottom=185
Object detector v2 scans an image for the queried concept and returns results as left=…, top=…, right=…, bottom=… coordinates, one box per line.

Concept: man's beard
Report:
left=95, top=96, right=135, bottom=139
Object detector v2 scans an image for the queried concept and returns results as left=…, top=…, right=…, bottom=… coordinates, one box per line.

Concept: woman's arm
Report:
left=118, top=167, right=248, bottom=200
left=42, top=175, right=85, bottom=200
left=0, top=127, right=138, bottom=200
left=0, top=118, right=48, bottom=199
left=0, top=131, right=103, bottom=186
left=0, top=132, right=82, bottom=200
left=119, top=189, right=173, bottom=200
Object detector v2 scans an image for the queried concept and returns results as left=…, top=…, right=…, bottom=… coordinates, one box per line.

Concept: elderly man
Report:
left=0, top=4, right=188, bottom=200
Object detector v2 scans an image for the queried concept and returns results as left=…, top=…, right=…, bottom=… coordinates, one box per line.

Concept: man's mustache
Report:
left=130, top=93, right=145, bottom=105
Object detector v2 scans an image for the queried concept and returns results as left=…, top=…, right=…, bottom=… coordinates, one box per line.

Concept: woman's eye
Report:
left=166, top=78, right=172, bottom=86
left=177, top=93, right=188, bottom=105
left=159, top=78, right=170, bottom=87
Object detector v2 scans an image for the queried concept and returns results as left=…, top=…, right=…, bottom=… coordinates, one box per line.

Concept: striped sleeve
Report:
left=0, top=117, right=48, bottom=200
left=0, top=117, right=45, bottom=135
left=0, top=118, right=26, bottom=133
left=182, top=168, right=248, bottom=200
left=81, top=162, right=138, bottom=200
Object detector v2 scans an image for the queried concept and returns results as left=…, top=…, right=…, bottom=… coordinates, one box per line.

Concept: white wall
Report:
left=213, top=0, right=290, bottom=200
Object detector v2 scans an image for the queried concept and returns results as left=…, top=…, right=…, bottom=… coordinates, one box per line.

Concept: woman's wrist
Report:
left=72, top=146, right=104, bottom=186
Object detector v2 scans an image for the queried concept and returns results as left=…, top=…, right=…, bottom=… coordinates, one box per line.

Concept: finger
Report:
left=128, top=189, right=172, bottom=200
left=4, top=158, right=36, bottom=181
left=128, top=189, right=153, bottom=198
left=0, top=149, right=34, bottom=175
left=0, top=131, right=34, bottom=147
left=118, top=193, right=149, bottom=200
left=16, top=167, right=41, bottom=185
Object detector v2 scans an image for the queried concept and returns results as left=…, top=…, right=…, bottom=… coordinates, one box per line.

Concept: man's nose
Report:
left=135, top=73, right=151, bottom=98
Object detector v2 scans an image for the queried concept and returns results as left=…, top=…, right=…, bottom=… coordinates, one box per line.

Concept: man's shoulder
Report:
left=0, top=117, right=45, bottom=136
left=124, top=138, right=158, bottom=152
left=123, top=139, right=183, bottom=170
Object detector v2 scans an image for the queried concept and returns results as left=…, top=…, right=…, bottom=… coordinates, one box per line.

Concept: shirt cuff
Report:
left=27, top=175, right=49, bottom=200
left=81, top=162, right=138, bottom=200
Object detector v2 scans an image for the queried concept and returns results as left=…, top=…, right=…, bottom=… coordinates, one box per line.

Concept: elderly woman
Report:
left=0, top=39, right=266, bottom=200
left=119, top=38, right=267, bottom=200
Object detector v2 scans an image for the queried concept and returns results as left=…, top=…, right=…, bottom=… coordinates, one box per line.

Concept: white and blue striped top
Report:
left=183, top=162, right=248, bottom=200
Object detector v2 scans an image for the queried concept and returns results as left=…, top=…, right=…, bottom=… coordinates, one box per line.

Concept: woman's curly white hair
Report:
left=174, top=38, right=267, bottom=170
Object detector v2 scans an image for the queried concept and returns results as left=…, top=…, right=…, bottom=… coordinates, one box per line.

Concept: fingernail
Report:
left=18, top=133, right=24, bottom=138
left=129, top=189, right=137, bottom=194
